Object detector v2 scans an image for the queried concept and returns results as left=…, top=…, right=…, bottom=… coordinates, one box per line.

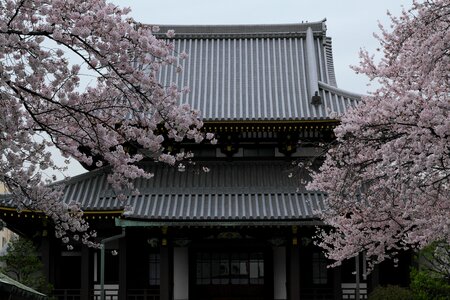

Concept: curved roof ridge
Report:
left=318, top=81, right=363, bottom=101
left=153, top=20, right=327, bottom=38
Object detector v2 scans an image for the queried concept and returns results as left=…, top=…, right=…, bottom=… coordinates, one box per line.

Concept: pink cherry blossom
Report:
left=166, top=29, right=175, bottom=38
left=308, top=0, right=450, bottom=270
left=0, top=0, right=206, bottom=244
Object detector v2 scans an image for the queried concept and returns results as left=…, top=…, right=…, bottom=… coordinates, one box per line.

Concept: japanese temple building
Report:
left=0, top=21, right=412, bottom=300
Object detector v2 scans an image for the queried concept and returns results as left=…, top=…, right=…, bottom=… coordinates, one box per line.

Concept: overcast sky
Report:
left=111, top=0, right=413, bottom=94
left=59, top=0, right=415, bottom=177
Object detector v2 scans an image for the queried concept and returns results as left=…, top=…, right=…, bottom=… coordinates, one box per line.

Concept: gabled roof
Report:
left=0, top=161, right=325, bottom=224
left=155, top=20, right=361, bottom=121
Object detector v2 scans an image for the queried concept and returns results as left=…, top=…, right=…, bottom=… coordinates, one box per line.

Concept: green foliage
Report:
left=409, top=241, right=450, bottom=300
left=410, top=269, right=450, bottom=300
left=0, top=236, right=53, bottom=295
left=416, top=241, right=450, bottom=281
left=368, top=285, right=413, bottom=300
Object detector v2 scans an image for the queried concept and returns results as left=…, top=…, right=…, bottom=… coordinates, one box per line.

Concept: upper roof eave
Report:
left=202, top=118, right=340, bottom=124
left=115, top=218, right=323, bottom=227
left=149, top=19, right=327, bottom=39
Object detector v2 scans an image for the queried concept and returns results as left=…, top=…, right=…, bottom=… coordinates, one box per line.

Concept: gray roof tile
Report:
left=0, top=162, right=325, bottom=222
left=154, top=21, right=360, bottom=121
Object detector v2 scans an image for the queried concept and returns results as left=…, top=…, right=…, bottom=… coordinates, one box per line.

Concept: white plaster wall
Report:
left=173, top=247, right=189, bottom=300
left=273, top=246, right=287, bottom=300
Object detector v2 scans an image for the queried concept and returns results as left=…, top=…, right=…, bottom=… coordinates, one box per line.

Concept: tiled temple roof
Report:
left=0, top=162, right=325, bottom=223
left=155, top=20, right=361, bottom=121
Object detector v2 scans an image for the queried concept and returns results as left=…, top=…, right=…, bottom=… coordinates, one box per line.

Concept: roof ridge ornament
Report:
left=305, top=27, right=321, bottom=105
left=311, top=91, right=322, bottom=106
left=321, top=18, right=327, bottom=33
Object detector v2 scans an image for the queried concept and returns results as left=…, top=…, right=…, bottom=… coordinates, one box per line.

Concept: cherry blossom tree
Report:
left=308, top=0, right=450, bottom=269
left=0, top=0, right=209, bottom=245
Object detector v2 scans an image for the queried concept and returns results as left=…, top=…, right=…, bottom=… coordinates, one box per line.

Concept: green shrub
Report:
left=410, top=269, right=450, bottom=300
left=368, top=285, right=413, bottom=300
left=0, top=236, right=53, bottom=295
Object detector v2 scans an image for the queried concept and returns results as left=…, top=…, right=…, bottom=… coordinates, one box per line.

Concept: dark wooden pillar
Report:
left=333, top=266, right=342, bottom=300
left=288, top=245, right=300, bottom=300
left=160, top=232, right=172, bottom=300
left=41, top=231, right=55, bottom=285
left=41, top=234, right=50, bottom=280
left=369, top=265, right=379, bottom=293
left=81, top=245, right=91, bottom=300
left=119, top=236, right=127, bottom=299
left=287, top=226, right=300, bottom=300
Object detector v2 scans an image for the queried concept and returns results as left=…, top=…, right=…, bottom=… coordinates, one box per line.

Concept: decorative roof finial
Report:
left=311, top=91, right=322, bottom=106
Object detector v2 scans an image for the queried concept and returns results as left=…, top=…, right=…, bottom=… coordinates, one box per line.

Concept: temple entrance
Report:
left=190, top=246, right=272, bottom=300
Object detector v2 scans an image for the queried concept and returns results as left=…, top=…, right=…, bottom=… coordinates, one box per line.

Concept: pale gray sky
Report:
left=59, top=0, right=415, bottom=177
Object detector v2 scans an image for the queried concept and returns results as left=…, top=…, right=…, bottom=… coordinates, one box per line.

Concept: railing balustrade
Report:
left=127, top=289, right=160, bottom=300
left=300, top=288, right=334, bottom=300
left=52, top=289, right=160, bottom=300
left=53, top=288, right=340, bottom=300
left=53, top=289, right=81, bottom=300
left=341, top=283, right=368, bottom=299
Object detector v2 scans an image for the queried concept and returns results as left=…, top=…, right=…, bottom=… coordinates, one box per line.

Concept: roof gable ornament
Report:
left=305, top=27, right=321, bottom=106
left=311, top=91, right=322, bottom=106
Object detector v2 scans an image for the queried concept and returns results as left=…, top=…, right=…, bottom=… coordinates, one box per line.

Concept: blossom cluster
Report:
left=308, top=0, right=449, bottom=270
left=0, top=0, right=213, bottom=244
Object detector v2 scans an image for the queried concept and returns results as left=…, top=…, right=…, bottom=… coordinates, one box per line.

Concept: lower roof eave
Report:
left=115, top=218, right=323, bottom=227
